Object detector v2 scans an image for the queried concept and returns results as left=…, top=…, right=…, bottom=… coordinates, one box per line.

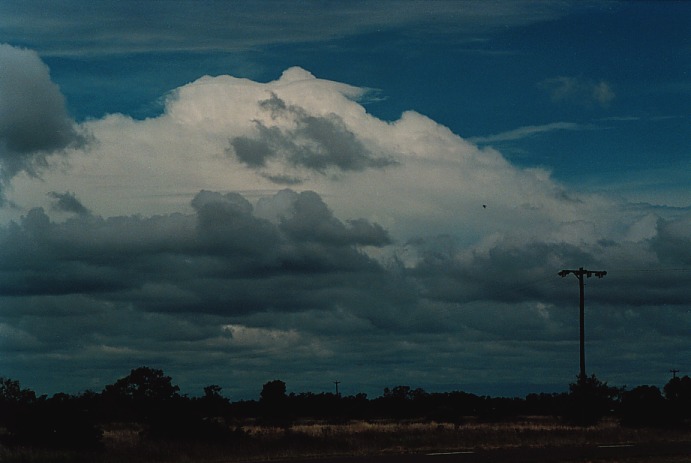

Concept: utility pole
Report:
left=333, top=380, right=341, bottom=397
left=559, top=267, right=607, bottom=382
left=670, top=369, right=680, bottom=379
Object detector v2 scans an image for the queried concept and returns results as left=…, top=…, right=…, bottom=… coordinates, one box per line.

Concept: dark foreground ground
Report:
left=273, top=441, right=691, bottom=463
left=2, top=418, right=690, bottom=463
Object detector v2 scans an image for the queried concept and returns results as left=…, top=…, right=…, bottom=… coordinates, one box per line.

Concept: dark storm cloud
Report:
left=48, top=191, right=90, bottom=216
left=230, top=94, right=396, bottom=178
left=0, top=189, right=393, bottom=317
left=0, top=44, right=85, bottom=201
left=190, top=190, right=279, bottom=259
left=651, top=215, right=691, bottom=265
left=5, top=194, right=685, bottom=322
left=262, top=173, right=305, bottom=185
left=405, top=227, right=691, bottom=311
left=277, top=190, right=391, bottom=247
left=2, top=191, right=689, bottom=396
left=391, top=227, right=691, bottom=389
left=405, top=236, right=578, bottom=304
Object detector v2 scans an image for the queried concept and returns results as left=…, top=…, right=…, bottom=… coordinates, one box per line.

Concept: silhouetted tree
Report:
left=103, top=367, right=179, bottom=401
left=259, top=379, right=289, bottom=423
left=620, top=385, right=667, bottom=427
left=383, top=385, right=412, bottom=400
left=204, top=384, right=223, bottom=399
left=101, top=367, right=180, bottom=421
left=663, top=375, right=691, bottom=425
left=379, top=386, right=412, bottom=418
left=1, top=377, right=33, bottom=401
left=13, top=366, right=691, bottom=438
left=0, top=378, right=37, bottom=436
left=2, top=389, right=102, bottom=449
left=196, top=384, right=232, bottom=418
left=565, top=374, right=620, bottom=426
left=377, top=386, right=434, bottom=418
left=260, top=379, right=287, bottom=403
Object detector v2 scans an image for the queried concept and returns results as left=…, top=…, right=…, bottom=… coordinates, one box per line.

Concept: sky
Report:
left=0, top=1, right=689, bottom=400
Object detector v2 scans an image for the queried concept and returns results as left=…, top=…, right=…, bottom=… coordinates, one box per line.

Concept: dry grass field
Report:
left=2, top=417, right=689, bottom=463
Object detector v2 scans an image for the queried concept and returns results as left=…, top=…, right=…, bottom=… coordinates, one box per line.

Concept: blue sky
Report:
left=0, top=1, right=689, bottom=399
left=28, top=1, right=691, bottom=197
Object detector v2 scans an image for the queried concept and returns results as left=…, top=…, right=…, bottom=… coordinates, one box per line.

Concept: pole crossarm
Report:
left=558, top=267, right=607, bottom=381
left=558, top=268, right=607, bottom=279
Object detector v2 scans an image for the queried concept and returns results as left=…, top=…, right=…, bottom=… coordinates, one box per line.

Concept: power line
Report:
left=558, top=267, right=607, bottom=382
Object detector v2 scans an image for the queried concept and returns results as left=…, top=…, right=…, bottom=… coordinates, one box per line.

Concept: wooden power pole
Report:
left=559, top=267, right=607, bottom=381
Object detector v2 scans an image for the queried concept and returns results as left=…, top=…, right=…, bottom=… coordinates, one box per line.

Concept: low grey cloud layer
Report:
left=48, top=191, right=91, bottom=216
left=0, top=189, right=403, bottom=350
left=0, top=44, right=84, bottom=202
left=1, top=185, right=689, bottom=396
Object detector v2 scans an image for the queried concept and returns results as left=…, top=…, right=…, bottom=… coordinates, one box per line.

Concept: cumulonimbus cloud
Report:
left=0, top=59, right=688, bottom=396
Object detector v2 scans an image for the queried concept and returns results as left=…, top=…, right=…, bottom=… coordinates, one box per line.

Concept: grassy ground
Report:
left=1, top=417, right=689, bottom=463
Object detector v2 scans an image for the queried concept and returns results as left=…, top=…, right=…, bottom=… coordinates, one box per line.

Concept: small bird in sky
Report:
left=482, top=204, right=487, bottom=209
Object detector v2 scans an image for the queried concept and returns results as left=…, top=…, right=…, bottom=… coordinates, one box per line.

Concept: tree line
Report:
left=0, top=367, right=689, bottom=449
